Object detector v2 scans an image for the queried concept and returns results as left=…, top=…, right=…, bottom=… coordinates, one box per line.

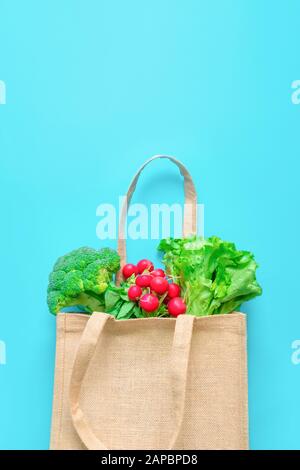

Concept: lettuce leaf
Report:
left=158, top=236, right=262, bottom=316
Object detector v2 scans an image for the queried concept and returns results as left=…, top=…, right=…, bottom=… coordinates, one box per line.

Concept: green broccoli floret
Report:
left=47, top=247, right=120, bottom=315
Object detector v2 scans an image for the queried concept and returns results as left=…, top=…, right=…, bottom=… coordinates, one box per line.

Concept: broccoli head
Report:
left=47, top=246, right=120, bottom=314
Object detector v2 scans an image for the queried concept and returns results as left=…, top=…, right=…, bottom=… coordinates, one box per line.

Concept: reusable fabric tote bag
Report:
left=50, top=155, right=248, bottom=450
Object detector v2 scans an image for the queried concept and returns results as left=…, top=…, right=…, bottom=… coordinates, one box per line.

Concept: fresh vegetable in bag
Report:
left=158, top=235, right=262, bottom=316
left=47, top=247, right=120, bottom=314
left=104, top=259, right=186, bottom=319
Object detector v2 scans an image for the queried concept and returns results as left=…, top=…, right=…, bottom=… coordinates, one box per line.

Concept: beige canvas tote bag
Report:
left=50, top=155, right=248, bottom=450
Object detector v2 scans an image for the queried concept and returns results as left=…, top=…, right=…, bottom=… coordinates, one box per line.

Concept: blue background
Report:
left=0, top=0, right=299, bottom=450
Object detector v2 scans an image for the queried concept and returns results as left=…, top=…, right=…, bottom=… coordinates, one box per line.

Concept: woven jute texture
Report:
left=50, top=312, right=248, bottom=450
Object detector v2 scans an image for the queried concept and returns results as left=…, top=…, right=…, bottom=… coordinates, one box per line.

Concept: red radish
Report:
left=139, top=293, right=159, bottom=312
left=168, top=283, right=181, bottom=298
left=151, top=268, right=165, bottom=277
left=128, top=285, right=142, bottom=301
left=122, top=263, right=137, bottom=279
left=150, top=276, right=169, bottom=295
left=137, top=259, right=154, bottom=274
left=163, top=295, right=170, bottom=305
left=135, top=274, right=152, bottom=288
left=168, top=297, right=186, bottom=317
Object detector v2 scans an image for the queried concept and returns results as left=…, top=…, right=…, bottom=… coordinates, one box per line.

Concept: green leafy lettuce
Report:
left=158, top=236, right=262, bottom=316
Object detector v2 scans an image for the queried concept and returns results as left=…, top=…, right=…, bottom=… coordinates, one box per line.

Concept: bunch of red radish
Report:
left=122, top=259, right=187, bottom=317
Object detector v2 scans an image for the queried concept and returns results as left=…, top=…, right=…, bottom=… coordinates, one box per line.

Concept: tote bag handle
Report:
left=116, top=154, right=198, bottom=283
left=69, top=312, right=194, bottom=450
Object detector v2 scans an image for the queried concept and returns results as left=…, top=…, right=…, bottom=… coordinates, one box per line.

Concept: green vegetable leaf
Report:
left=116, top=301, right=135, bottom=320
left=106, top=299, right=124, bottom=318
left=104, top=289, right=121, bottom=311
left=120, top=293, right=130, bottom=301
left=133, top=304, right=145, bottom=318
